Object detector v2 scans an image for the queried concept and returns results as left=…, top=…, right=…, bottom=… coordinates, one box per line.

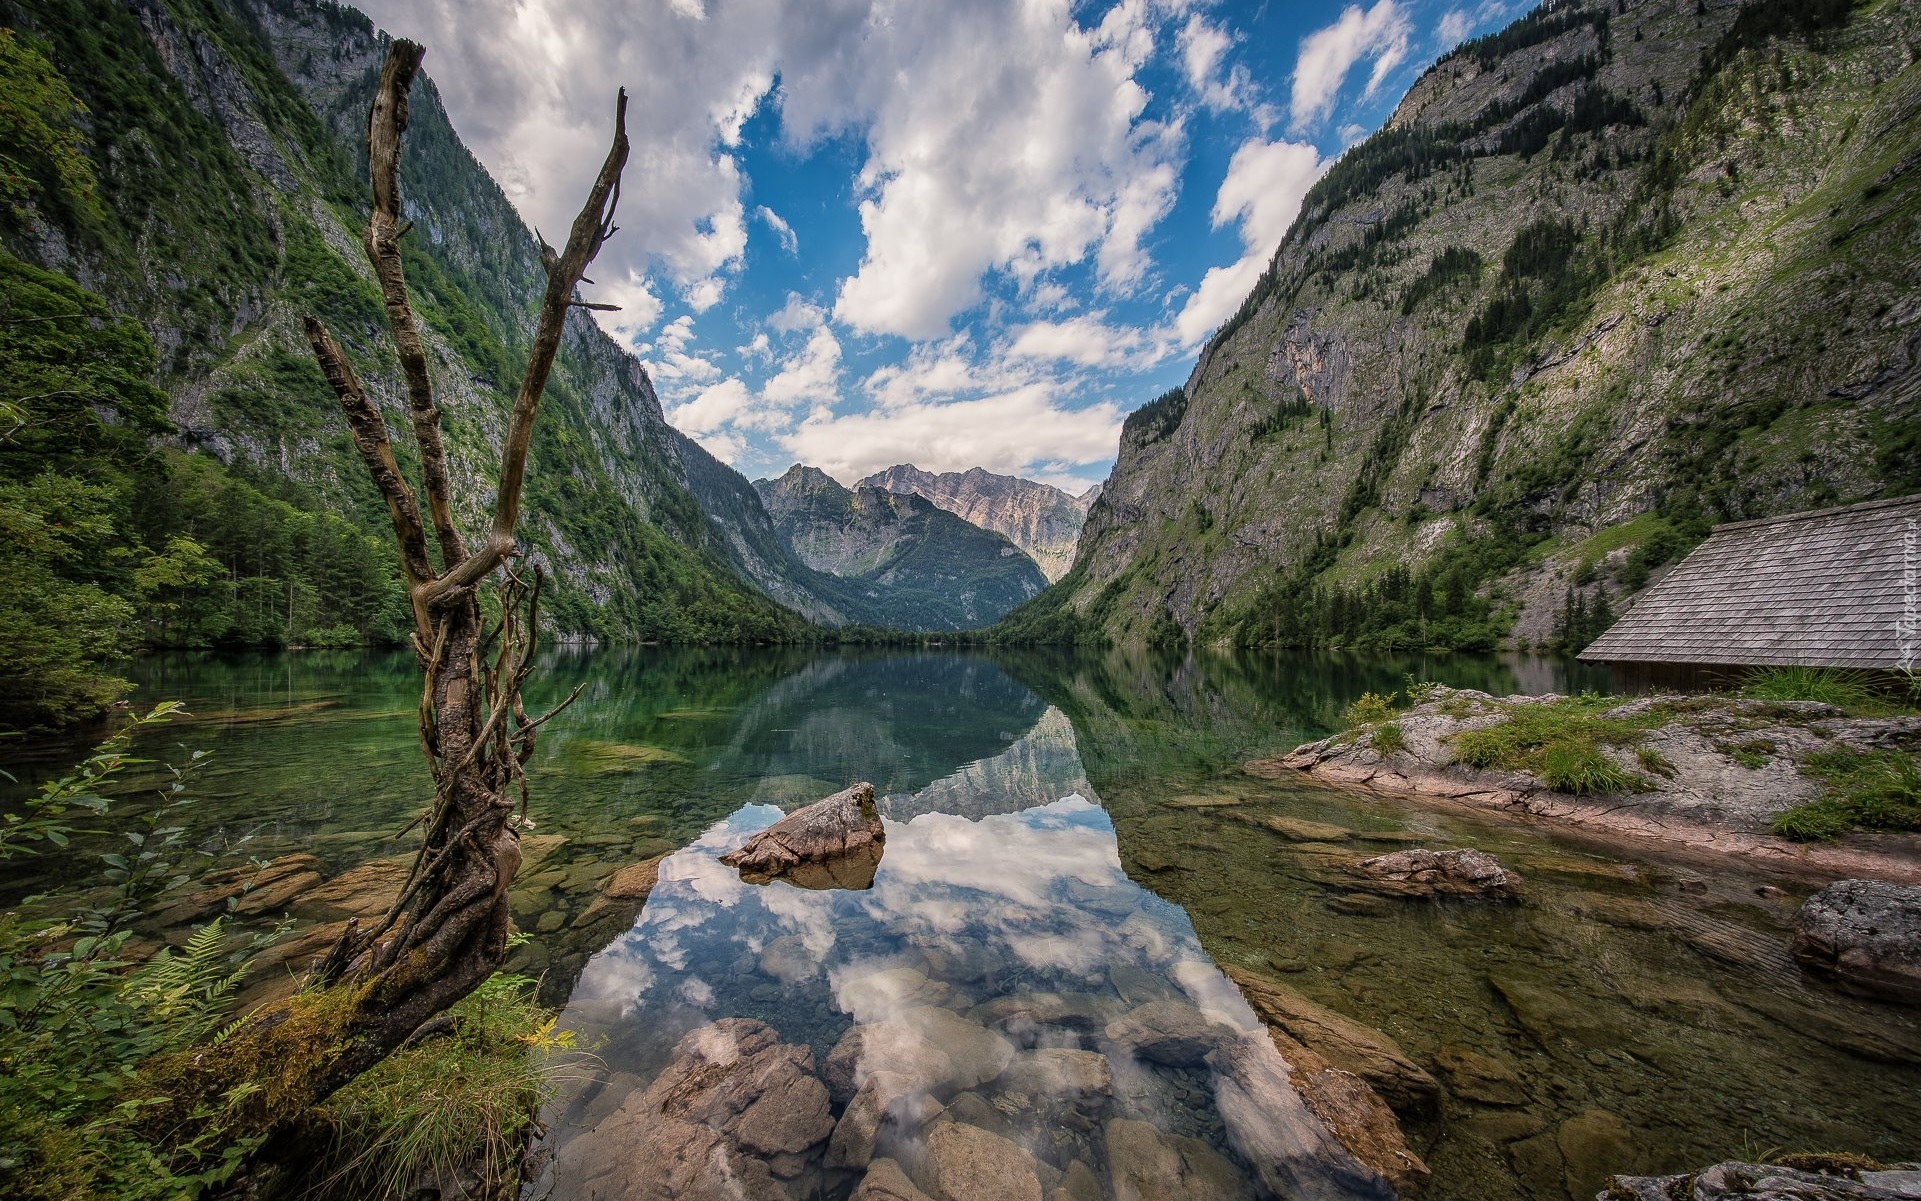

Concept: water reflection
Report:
left=543, top=723, right=1390, bottom=1200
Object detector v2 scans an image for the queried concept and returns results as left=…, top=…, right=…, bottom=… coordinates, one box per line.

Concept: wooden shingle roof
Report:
left=1579, top=494, right=1921, bottom=669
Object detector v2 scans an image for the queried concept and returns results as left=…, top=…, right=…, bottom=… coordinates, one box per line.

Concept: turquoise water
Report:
left=3, top=646, right=1915, bottom=1200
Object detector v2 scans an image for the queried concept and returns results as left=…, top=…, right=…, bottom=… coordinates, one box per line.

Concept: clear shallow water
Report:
left=3, top=646, right=1916, bottom=1200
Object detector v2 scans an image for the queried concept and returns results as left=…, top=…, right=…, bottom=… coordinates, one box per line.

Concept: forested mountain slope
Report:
left=755, top=465, right=1049, bottom=631
left=859, top=464, right=1097, bottom=583
left=0, top=0, right=849, bottom=726
left=1022, top=0, right=1921, bottom=652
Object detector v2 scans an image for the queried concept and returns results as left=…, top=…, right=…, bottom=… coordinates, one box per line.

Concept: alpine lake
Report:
left=4, top=646, right=1917, bottom=1201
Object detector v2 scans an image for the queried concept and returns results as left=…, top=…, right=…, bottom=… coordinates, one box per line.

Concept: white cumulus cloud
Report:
left=1290, top=0, right=1412, bottom=130
left=780, top=386, right=1123, bottom=485
left=1174, top=137, right=1324, bottom=345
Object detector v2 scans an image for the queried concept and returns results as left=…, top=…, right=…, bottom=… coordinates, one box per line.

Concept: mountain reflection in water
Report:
left=538, top=714, right=1388, bottom=1201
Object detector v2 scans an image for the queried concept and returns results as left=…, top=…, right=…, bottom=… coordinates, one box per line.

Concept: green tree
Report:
left=0, top=27, right=102, bottom=224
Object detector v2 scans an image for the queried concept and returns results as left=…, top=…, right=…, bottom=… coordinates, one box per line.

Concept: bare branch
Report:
left=570, top=300, right=621, bottom=311
left=423, top=87, right=630, bottom=603
left=365, top=39, right=468, bottom=571
left=302, top=316, right=437, bottom=609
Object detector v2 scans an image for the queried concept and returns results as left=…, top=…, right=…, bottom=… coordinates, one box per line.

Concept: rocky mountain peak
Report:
left=858, top=464, right=1097, bottom=583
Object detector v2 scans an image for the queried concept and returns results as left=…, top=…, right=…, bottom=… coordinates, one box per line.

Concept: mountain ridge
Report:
left=0, top=0, right=861, bottom=649
left=1017, top=0, right=1921, bottom=652
left=754, top=465, right=1048, bottom=630
left=858, top=463, right=1097, bottom=582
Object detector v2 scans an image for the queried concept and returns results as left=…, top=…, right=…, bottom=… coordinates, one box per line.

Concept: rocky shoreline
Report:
left=1253, top=689, right=1921, bottom=884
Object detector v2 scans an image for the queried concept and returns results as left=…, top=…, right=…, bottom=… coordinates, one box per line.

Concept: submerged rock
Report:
left=1223, top=966, right=1439, bottom=1114
left=852, top=1158, right=938, bottom=1201
left=1433, top=1045, right=1530, bottom=1106
left=1790, top=880, right=1921, bottom=1005
left=994, top=1048, right=1112, bottom=1104
left=1104, top=1117, right=1252, bottom=1201
left=916, top=1121, right=1043, bottom=1201
left=824, top=1007, right=1014, bottom=1103
left=1600, top=1161, right=1921, bottom=1199
left=1347, top=848, right=1522, bottom=901
left=827, top=1070, right=942, bottom=1170
left=722, top=782, right=886, bottom=889
left=1207, top=1032, right=1397, bottom=1201
left=1104, top=999, right=1238, bottom=1067
left=556, top=1017, right=834, bottom=1201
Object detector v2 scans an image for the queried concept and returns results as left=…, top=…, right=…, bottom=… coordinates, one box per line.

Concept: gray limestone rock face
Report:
left=721, top=783, right=886, bottom=888
left=1790, top=880, right=1921, bottom=1005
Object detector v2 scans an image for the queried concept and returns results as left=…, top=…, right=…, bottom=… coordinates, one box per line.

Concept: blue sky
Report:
left=359, top=0, right=1513, bottom=493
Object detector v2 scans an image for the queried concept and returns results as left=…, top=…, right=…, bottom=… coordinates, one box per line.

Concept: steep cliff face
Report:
left=755, top=466, right=1049, bottom=630
left=859, top=464, right=1097, bottom=583
left=1, top=0, right=838, bottom=641
left=1051, top=0, right=1921, bottom=650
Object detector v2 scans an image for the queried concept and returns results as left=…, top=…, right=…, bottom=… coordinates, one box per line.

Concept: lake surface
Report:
left=4, top=646, right=1917, bottom=1200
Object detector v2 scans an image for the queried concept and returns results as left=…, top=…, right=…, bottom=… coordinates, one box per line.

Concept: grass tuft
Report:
left=1772, top=749, right=1921, bottom=841
left=306, top=969, right=571, bottom=1200
left=1450, top=695, right=1653, bottom=794
left=1738, top=666, right=1883, bottom=712
left=1373, top=722, right=1408, bottom=755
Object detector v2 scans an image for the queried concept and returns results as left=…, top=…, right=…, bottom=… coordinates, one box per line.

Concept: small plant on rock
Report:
left=1343, top=691, right=1399, bottom=727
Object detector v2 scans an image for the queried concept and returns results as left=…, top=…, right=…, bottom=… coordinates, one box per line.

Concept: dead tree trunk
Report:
left=139, top=39, right=628, bottom=1147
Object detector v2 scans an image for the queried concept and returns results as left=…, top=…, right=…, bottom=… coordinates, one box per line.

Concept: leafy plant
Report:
left=1343, top=691, right=1399, bottom=727
left=0, top=705, right=278, bottom=1198
left=1403, top=675, right=1443, bottom=705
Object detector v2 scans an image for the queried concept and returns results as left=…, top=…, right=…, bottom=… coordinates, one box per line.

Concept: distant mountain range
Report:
left=858, top=465, right=1098, bottom=583
left=753, top=467, right=1048, bottom=630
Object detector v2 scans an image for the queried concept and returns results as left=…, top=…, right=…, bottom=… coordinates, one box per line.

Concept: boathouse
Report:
left=1578, top=494, right=1921, bottom=688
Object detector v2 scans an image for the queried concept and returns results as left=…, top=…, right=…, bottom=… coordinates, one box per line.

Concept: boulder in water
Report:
left=1789, top=879, right=1921, bottom=1005
left=722, top=782, right=886, bottom=889
left=1104, top=1118, right=1252, bottom=1201
left=1347, top=848, right=1522, bottom=901
left=555, top=1017, right=834, bottom=1200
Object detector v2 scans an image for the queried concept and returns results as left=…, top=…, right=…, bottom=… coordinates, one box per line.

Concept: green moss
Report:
left=1774, top=749, right=1921, bottom=841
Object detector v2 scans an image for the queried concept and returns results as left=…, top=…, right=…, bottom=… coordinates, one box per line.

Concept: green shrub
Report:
left=0, top=705, right=274, bottom=1197
left=1773, top=750, right=1921, bottom=841
left=1343, top=692, right=1399, bottom=727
